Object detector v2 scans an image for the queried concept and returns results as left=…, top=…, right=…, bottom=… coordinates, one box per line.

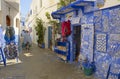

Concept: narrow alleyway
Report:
left=0, top=44, right=95, bottom=79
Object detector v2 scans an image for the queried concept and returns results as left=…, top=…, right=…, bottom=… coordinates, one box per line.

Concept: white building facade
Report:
left=0, top=0, right=20, bottom=42
left=25, top=0, right=59, bottom=48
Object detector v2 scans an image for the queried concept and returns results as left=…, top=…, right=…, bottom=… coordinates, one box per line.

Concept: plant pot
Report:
left=83, top=66, right=93, bottom=76
left=41, top=43, right=45, bottom=48
left=82, top=62, right=94, bottom=76
left=38, top=43, right=45, bottom=48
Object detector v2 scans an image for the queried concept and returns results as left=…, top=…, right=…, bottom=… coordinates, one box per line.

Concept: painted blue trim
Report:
left=0, top=48, right=6, bottom=66
left=63, top=9, right=76, bottom=15
left=71, top=0, right=95, bottom=8
left=53, top=5, right=74, bottom=15
left=54, top=41, right=71, bottom=61
left=51, top=12, right=61, bottom=19
left=106, top=64, right=120, bottom=79
left=51, top=0, right=95, bottom=19
left=69, top=25, right=74, bottom=63
left=84, top=10, right=94, bottom=15
left=67, top=41, right=71, bottom=61
left=106, top=33, right=109, bottom=54
left=54, top=49, right=67, bottom=56
left=93, top=23, right=95, bottom=62
left=57, top=42, right=67, bottom=46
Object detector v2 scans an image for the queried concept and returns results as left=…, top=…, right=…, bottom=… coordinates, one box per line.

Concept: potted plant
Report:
left=35, top=18, right=46, bottom=48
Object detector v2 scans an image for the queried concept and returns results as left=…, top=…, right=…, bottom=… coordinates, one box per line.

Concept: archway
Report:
left=6, top=15, right=11, bottom=26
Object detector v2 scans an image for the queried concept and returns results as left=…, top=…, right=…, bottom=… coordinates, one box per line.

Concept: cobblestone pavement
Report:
left=0, top=44, right=95, bottom=79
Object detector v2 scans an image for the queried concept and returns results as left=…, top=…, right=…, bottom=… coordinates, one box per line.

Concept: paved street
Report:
left=0, top=44, right=95, bottom=79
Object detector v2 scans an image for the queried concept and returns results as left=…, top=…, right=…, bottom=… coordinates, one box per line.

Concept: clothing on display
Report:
left=4, top=26, right=15, bottom=44
left=4, top=42, right=17, bottom=59
left=61, top=20, right=71, bottom=37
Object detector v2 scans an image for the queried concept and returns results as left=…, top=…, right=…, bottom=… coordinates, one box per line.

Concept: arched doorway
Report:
left=6, top=15, right=11, bottom=26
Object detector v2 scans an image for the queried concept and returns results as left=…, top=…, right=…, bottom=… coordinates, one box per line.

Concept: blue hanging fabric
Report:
left=4, top=26, right=15, bottom=44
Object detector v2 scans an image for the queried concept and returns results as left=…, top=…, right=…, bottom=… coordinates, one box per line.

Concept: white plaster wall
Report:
left=1, top=0, right=20, bottom=28
left=0, top=11, right=1, bottom=24
left=101, top=0, right=120, bottom=9
left=1, top=0, right=6, bottom=28
left=0, top=0, right=20, bottom=43
left=0, top=0, right=1, bottom=10
left=26, top=0, right=59, bottom=48
left=36, top=1, right=58, bottom=48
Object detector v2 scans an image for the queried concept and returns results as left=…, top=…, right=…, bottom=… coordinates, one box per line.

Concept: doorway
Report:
left=73, top=25, right=81, bottom=62
left=48, top=26, right=52, bottom=49
left=6, top=15, right=11, bottom=26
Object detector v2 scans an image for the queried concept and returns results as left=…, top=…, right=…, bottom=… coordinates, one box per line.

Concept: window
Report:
left=30, top=10, right=32, bottom=15
left=40, top=0, right=42, bottom=8
left=16, top=18, right=20, bottom=27
left=75, top=10, right=79, bottom=17
left=6, top=15, right=11, bottom=26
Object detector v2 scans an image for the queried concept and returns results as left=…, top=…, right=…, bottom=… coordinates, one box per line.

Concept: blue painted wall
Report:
left=58, top=3, right=120, bottom=79
left=94, top=5, right=120, bottom=79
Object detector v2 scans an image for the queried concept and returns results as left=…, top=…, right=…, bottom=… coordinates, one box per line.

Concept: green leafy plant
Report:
left=35, top=18, right=46, bottom=45
left=45, top=12, right=59, bottom=34
left=57, top=0, right=76, bottom=9
left=45, top=12, right=60, bottom=47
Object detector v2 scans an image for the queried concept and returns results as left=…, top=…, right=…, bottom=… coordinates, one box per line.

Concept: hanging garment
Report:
left=61, top=20, right=71, bottom=37
left=4, top=26, right=15, bottom=44
left=65, top=20, right=71, bottom=36
left=61, top=21, right=66, bottom=37
left=4, top=43, right=17, bottom=59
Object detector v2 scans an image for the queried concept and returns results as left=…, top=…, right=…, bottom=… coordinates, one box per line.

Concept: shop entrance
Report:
left=73, top=25, right=81, bottom=62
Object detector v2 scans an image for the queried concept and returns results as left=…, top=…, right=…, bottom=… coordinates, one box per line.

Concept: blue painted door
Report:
left=48, top=26, right=52, bottom=48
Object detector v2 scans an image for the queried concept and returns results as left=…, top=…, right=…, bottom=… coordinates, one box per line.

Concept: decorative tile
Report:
left=94, top=16, right=102, bottom=23
left=94, top=11, right=102, bottom=31
left=84, top=4, right=94, bottom=13
left=109, top=34, right=120, bottom=42
left=95, top=23, right=102, bottom=31
left=86, top=13, right=94, bottom=24
left=109, top=8, right=120, bottom=33
left=108, top=34, right=120, bottom=56
left=94, top=6, right=120, bottom=79
left=81, top=24, right=94, bottom=62
left=94, top=52, right=111, bottom=79
left=102, top=9, right=109, bottom=32
left=81, top=15, right=87, bottom=24
left=96, top=34, right=106, bottom=52
left=94, top=10, right=102, bottom=16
